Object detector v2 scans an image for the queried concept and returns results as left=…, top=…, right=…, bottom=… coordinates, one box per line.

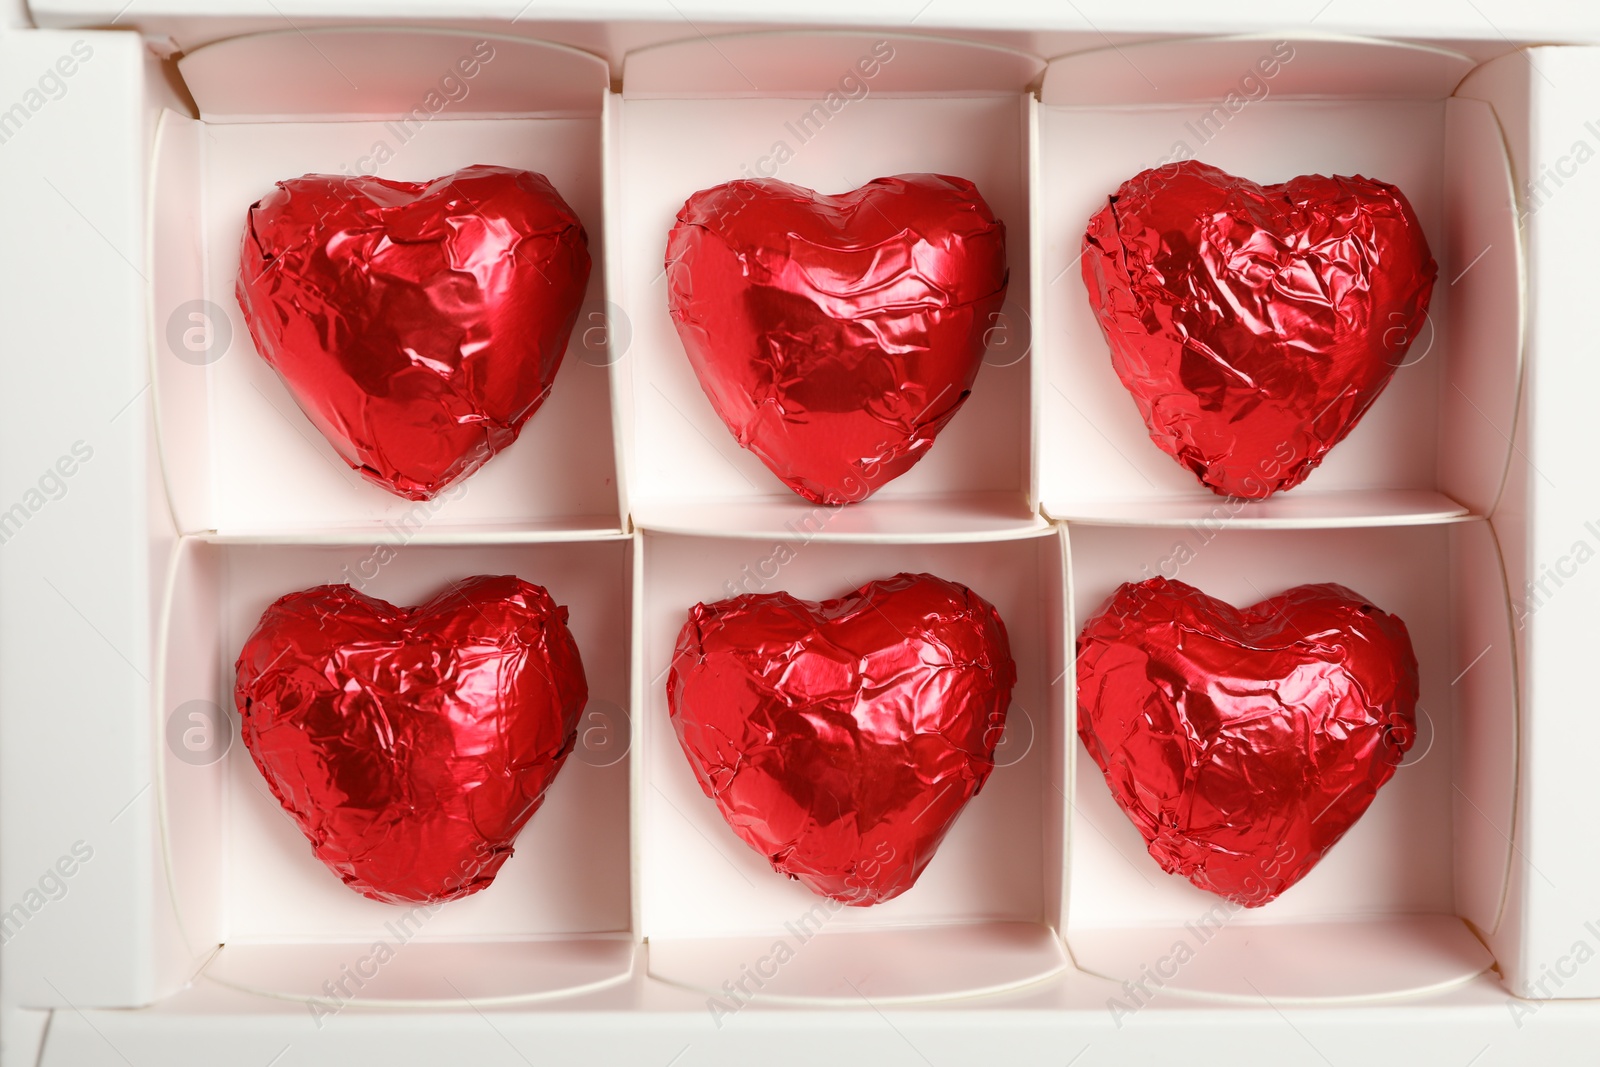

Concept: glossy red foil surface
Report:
left=237, top=165, right=591, bottom=500
left=234, top=575, right=588, bottom=905
left=1076, top=578, right=1417, bottom=905
left=666, top=174, right=1008, bottom=505
left=1082, top=161, right=1436, bottom=499
left=668, top=573, right=1015, bottom=904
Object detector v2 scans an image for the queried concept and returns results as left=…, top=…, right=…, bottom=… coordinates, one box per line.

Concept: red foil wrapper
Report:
left=234, top=575, right=587, bottom=905
left=1076, top=578, right=1417, bottom=905
left=1081, top=161, right=1436, bottom=499
left=665, top=174, right=1008, bottom=505
left=237, top=165, right=591, bottom=501
left=667, top=573, right=1015, bottom=905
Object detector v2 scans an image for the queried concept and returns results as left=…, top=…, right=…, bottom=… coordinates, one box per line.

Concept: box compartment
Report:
left=613, top=33, right=1048, bottom=541
left=636, top=529, right=1069, bottom=1001
left=150, top=30, right=623, bottom=538
left=1062, top=519, right=1514, bottom=1000
left=1033, top=36, right=1523, bottom=529
left=7, top=17, right=1595, bottom=1062
left=159, top=534, right=635, bottom=1004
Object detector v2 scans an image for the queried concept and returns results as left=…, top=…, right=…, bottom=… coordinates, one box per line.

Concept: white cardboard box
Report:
left=3, top=11, right=1600, bottom=1066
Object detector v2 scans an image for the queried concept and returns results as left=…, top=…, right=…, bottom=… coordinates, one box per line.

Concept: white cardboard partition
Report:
left=1063, top=521, right=1510, bottom=999
left=202, top=939, right=637, bottom=1007
left=614, top=33, right=1047, bottom=540
left=177, top=28, right=607, bottom=121
left=0, top=29, right=187, bottom=1016
left=1033, top=37, right=1522, bottom=528
left=152, top=32, right=622, bottom=537
left=1457, top=46, right=1600, bottom=1001
left=638, top=530, right=1068, bottom=1000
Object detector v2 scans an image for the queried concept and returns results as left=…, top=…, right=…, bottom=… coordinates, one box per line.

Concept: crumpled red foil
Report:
left=1081, top=161, right=1436, bottom=499
left=1076, top=578, right=1417, bottom=905
left=666, top=174, right=1008, bottom=505
left=237, top=165, right=591, bottom=501
left=667, top=572, right=1015, bottom=905
left=233, top=575, right=587, bottom=905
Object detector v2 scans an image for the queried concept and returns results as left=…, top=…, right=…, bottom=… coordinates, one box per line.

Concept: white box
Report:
left=4, top=14, right=1600, bottom=1067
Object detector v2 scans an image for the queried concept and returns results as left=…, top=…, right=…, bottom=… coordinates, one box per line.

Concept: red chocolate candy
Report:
left=667, top=573, right=1015, bottom=905
left=237, top=165, right=591, bottom=500
left=666, top=174, right=1008, bottom=505
left=234, top=575, right=587, bottom=905
left=1081, top=161, right=1436, bottom=499
left=1076, top=578, right=1417, bottom=906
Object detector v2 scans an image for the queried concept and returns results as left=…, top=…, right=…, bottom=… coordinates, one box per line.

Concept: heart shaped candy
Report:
left=1076, top=578, right=1417, bottom=905
left=237, top=165, right=591, bottom=500
left=667, top=573, right=1015, bottom=904
left=666, top=174, right=1008, bottom=505
left=1081, top=161, right=1436, bottom=499
left=234, top=575, right=588, bottom=904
